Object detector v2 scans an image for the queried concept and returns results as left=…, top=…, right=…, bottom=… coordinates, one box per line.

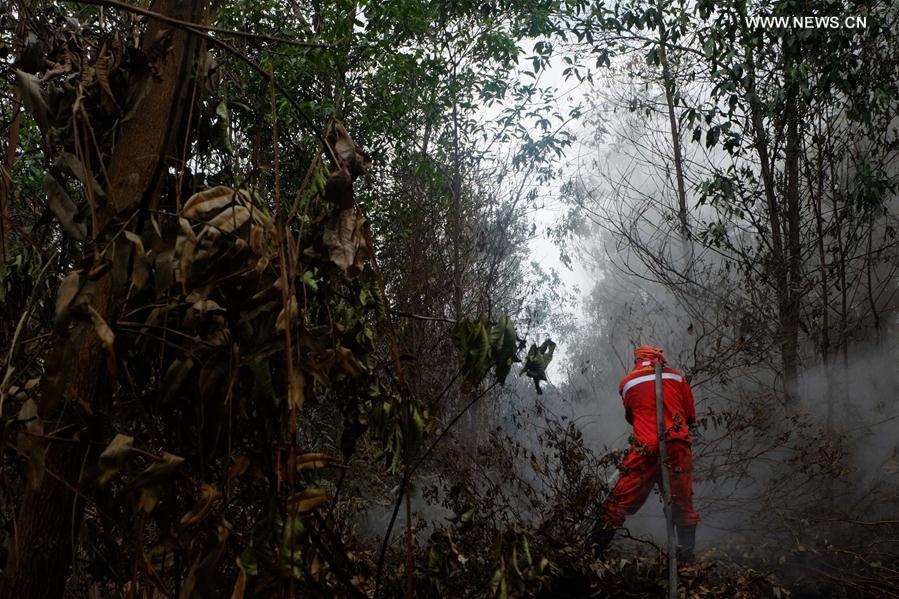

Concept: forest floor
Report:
left=538, top=544, right=895, bottom=598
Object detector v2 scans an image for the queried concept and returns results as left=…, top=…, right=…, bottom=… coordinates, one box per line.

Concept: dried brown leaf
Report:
left=16, top=70, right=50, bottom=132
left=323, top=208, right=368, bottom=273
left=124, top=231, right=150, bottom=290
left=296, top=452, right=335, bottom=471
left=288, top=487, right=328, bottom=514
left=98, top=433, right=133, bottom=485
left=175, top=218, right=198, bottom=285
left=331, top=122, right=371, bottom=177
left=288, top=369, right=305, bottom=411
left=191, top=299, right=224, bottom=313
left=275, top=295, right=298, bottom=332
left=200, top=205, right=251, bottom=237
left=228, top=455, right=251, bottom=481
left=324, top=166, right=355, bottom=209
left=54, top=271, right=82, bottom=326
left=17, top=399, right=45, bottom=490
left=231, top=557, right=247, bottom=599
left=130, top=451, right=185, bottom=489
left=88, top=305, right=115, bottom=352
left=139, top=487, right=159, bottom=513
left=43, top=174, right=87, bottom=241
left=180, top=483, right=218, bottom=526
left=94, top=48, right=119, bottom=112
left=182, top=186, right=237, bottom=219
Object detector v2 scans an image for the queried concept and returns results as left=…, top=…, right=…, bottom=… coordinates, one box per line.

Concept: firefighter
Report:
left=590, top=345, right=699, bottom=562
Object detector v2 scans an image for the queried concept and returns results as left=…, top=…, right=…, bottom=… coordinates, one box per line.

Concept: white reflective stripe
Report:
left=621, top=374, right=654, bottom=395
left=641, top=361, right=651, bottom=366
left=620, top=372, right=683, bottom=396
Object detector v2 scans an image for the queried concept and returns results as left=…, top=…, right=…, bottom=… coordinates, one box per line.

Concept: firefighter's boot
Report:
left=676, top=525, right=696, bottom=564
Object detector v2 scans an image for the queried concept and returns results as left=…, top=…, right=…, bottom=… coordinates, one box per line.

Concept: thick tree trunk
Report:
left=2, top=1, right=212, bottom=596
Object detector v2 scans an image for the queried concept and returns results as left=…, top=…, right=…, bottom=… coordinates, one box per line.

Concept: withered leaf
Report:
left=336, top=346, right=363, bottom=377
left=324, top=166, right=355, bottom=209
left=192, top=299, right=224, bottom=313
left=94, top=45, right=120, bottom=112
left=323, top=208, right=368, bottom=273
left=231, top=557, right=247, bottom=599
left=275, top=295, right=298, bottom=332
left=56, top=153, right=105, bottom=199
left=139, top=487, right=160, bottom=513
left=288, top=487, right=328, bottom=514
left=17, top=398, right=45, bottom=490
left=228, top=455, right=251, bottom=481
left=124, top=231, right=150, bottom=290
left=212, top=101, right=234, bottom=155
left=296, top=452, right=335, bottom=471
left=129, top=451, right=185, bottom=490
left=179, top=216, right=198, bottom=242
left=200, top=205, right=251, bottom=238
left=288, top=369, right=305, bottom=411
left=180, top=483, right=218, bottom=526
left=182, top=186, right=237, bottom=219
left=88, top=305, right=115, bottom=352
left=54, top=271, right=82, bottom=327
left=16, top=70, right=50, bottom=132
left=43, top=174, right=87, bottom=241
left=330, top=122, right=371, bottom=177
left=98, top=433, right=133, bottom=485
left=160, top=357, right=193, bottom=404
left=174, top=219, right=197, bottom=285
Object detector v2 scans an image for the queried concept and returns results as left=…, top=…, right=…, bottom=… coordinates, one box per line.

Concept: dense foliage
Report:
left=0, top=0, right=565, bottom=596
left=1, top=0, right=898, bottom=597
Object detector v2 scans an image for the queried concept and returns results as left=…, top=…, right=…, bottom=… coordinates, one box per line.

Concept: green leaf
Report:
left=300, top=269, right=318, bottom=292
left=239, top=548, right=259, bottom=577
left=489, top=315, right=521, bottom=384
left=453, top=317, right=492, bottom=390
left=280, top=513, right=304, bottom=576
left=520, top=339, right=556, bottom=395
left=705, top=125, right=720, bottom=148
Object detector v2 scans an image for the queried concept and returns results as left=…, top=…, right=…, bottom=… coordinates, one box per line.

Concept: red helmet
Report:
left=634, top=345, right=666, bottom=365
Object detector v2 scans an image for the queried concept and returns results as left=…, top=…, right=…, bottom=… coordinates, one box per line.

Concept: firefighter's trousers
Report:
left=601, top=440, right=699, bottom=528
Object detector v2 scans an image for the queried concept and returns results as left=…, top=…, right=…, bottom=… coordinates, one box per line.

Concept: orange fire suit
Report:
left=601, top=360, right=699, bottom=528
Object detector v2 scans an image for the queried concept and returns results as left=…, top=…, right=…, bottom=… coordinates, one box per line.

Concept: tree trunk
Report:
left=744, top=40, right=797, bottom=400
left=2, top=2, right=213, bottom=596
left=782, top=52, right=802, bottom=400
left=656, top=3, right=692, bottom=276
left=0, top=87, right=19, bottom=263
left=0, top=18, right=24, bottom=264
